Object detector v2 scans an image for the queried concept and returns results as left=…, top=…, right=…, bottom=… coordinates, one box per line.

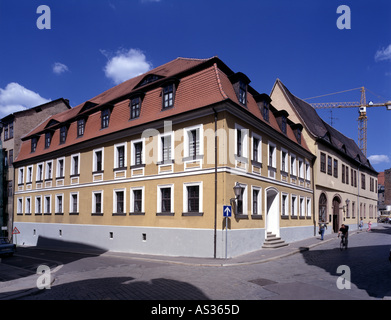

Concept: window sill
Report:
left=129, top=212, right=145, bottom=216
left=251, top=214, right=263, bottom=220
left=113, top=167, right=127, bottom=172
left=130, top=164, right=146, bottom=170
left=156, top=212, right=175, bottom=216
left=69, top=212, right=79, bottom=215
left=55, top=212, right=64, bottom=215
left=235, top=214, right=249, bottom=219
left=182, top=212, right=204, bottom=216
left=112, top=212, right=126, bottom=216
left=91, top=212, right=103, bottom=216
left=281, top=215, right=289, bottom=220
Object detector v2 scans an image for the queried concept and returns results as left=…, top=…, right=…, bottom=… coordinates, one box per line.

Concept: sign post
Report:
left=12, top=227, right=20, bottom=246
left=223, top=205, right=232, bottom=259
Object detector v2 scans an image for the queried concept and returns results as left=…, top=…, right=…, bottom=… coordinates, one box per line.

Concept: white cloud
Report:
left=368, top=154, right=390, bottom=165
left=0, top=82, right=51, bottom=118
left=53, top=62, right=69, bottom=75
left=102, top=48, right=152, bottom=84
left=375, top=44, right=391, bottom=62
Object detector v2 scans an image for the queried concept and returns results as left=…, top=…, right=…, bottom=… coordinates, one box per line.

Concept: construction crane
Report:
left=305, top=87, right=391, bottom=157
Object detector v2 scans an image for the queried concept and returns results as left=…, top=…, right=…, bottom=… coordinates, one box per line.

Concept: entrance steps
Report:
left=262, top=232, right=288, bottom=249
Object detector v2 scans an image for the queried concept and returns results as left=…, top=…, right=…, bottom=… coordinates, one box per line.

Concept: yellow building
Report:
left=13, top=57, right=315, bottom=258
left=271, top=79, right=378, bottom=234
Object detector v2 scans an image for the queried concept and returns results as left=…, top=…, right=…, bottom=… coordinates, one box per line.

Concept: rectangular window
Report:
left=163, top=84, right=174, bottom=109
left=130, top=97, right=141, bottom=119
left=31, top=137, right=38, bottom=153
left=282, top=194, right=288, bottom=216
left=45, top=161, right=53, bottom=180
left=235, top=184, right=247, bottom=215
left=93, top=192, right=103, bottom=214
left=133, top=141, right=143, bottom=166
left=101, top=108, right=110, bottom=129
left=161, top=188, right=171, bottom=213
left=70, top=193, right=78, bottom=214
left=45, top=132, right=52, bottom=148
left=25, top=197, right=31, bottom=214
left=237, top=129, right=242, bottom=157
left=333, top=159, right=338, bottom=178
left=351, top=168, right=354, bottom=186
left=36, top=163, right=43, bottom=181
left=306, top=198, right=311, bottom=217
left=290, top=154, right=297, bottom=176
left=252, top=134, right=262, bottom=163
left=281, top=149, right=288, bottom=173
left=361, top=173, right=366, bottom=190
left=262, top=101, right=269, bottom=122
left=320, top=152, right=326, bottom=173
left=77, top=119, right=85, bottom=137
left=239, top=80, right=247, bottom=105
left=188, top=129, right=200, bottom=158
left=342, top=164, right=345, bottom=183
left=56, top=194, right=63, bottom=214
left=93, top=149, right=103, bottom=172
left=44, top=196, right=51, bottom=214
left=299, top=197, right=305, bottom=217
left=252, top=187, right=261, bottom=215
left=131, top=188, right=143, bottom=213
left=35, top=196, right=42, bottom=215
left=71, top=154, right=79, bottom=176
left=60, top=126, right=67, bottom=144
left=345, top=166, right=349, bottom=185
left=115, top=144, right=126, bottom=169
left=291, top=195, right=297, bottom=216
left=26, top=166, right=33, bottom=184
left=114, top=190, right=125, bottom=214
left=57, top=158, right=65, bottom=178
left=187, top=186, right=200, bottom=213
left=161, top=134, right=172, bottom=162
left=298, top=159, right=304, bottom=179
left=327, top=156, right=332, bottom=175
left=18, top=167, right=24, bottom=185
left=268, top=143, right=276, bottom=168
left=17, top=198, right=23, bottom=214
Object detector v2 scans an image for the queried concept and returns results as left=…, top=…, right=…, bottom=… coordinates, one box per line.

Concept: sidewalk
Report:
left=0, top=231, right=338, bottom=300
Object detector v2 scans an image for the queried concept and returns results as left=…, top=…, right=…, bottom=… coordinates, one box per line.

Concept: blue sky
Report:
left=0, top=0, right=390, bottom=172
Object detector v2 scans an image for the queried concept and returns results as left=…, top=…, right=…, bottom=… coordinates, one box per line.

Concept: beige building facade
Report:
left=271, top=80, right=378, bottom=234
left=12, top=57, right=316, bottom=258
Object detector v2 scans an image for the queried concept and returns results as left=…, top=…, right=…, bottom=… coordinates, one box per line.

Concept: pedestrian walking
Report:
left=367, top=221, right=372, bottom=232
left=359, top=219, right=363, bottom=231
left=319, top=220, right=327, bottom=240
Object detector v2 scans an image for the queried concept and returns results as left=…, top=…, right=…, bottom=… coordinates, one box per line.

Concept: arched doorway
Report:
left=266, top=187, right=280, bottom=237
left=319, top=193, right=327, bottom=223
left=332, top=196, right=341, bottom=233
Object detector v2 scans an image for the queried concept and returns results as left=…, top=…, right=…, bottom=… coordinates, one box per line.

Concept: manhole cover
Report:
left=249, top=278, right=278, bottom=286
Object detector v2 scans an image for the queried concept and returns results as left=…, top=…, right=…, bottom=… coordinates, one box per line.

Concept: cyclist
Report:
left=338, top=224, right=349, bottom=248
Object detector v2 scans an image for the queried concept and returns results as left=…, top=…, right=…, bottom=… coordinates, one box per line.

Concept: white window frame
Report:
left=251, top=186, right=262, bottom=215
left=158, top=131, right=174, bottom=163
left=45, top=160, right=53, bottom=180
left=183, top=182, right=203, bottom=213
left=281, top=193, right=289, bottom=216
left=44, top=195, right=52, bottom=214
left=291, top=194, right=297, bottom=217
left=251, top=133, right=262, bottom=163
left=18, top=167, right=24, bottom=185
left=305, top=160, right=311, bottom=181
left=93, top=148, right=104, bottom=172
left=17, top=197, right=23, bottom=214
left=290, top=154, right=297, bottom=176
left=113, top=188, right=126, bottom=214
left=35, top=195, right=42, bottom=214
left=130, top=186, right=145, bottom=213
left=299, top=196, right=305, bottom=217
left=298, top=158, right=304, bottom=179
left=184, top=124, right=204, bottom=158
left=114, top=142, right=127, bottom=169
left=92, top=191, right=103, bottom=214
left=157, top=184, right=174, bottom=213
left=56, top=157, right=65, bottom=178
left=71, top=154, right=80, bottom=176
left=70, top=192, right=79, bottom=214
left=25, top=196, right=31, bottom=214
left=55, top=193, right=64, bottom=214
left=26, top=166, right=33, bottom=184
left=36, top=162, right=44, bottom=181
left=306, top=197, right=312, bottom=217
left=268, top=141, right=276, bottom=168
left=235, top=183, right=248, bottom=215
left=281, top=148, right=288, bottom=173
left=131, top=138, right=145, bottom=166
left=235, top=123, right=248, bottom=159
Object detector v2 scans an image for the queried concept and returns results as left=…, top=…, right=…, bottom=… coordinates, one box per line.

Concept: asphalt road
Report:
left=1, top=224, right=390, bottom=302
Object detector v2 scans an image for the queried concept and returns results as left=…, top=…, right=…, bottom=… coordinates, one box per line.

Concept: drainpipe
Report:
left=357, top=164, right=360, bottom=230
left=213, top=108, right=218, bottom=259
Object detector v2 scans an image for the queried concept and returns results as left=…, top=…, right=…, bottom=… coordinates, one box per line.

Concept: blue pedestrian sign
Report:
left=223, top=205, right=232, bottom=217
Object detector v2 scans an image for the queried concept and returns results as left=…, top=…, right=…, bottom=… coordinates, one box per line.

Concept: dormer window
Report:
left=101, top=108, right=110, bottom=129
left=45, top=132, right=52, bottom=148
left=59, top=126, right=67, bottom=144
left=296, top=128, right=302, bottom=144
left=262, top=101, right=269, bottom=122
left=239, top=80, right=247, bottom=105
left=77, top=118, right=85, bottom=137
left=281, top=115, right=287, bottom=134
left=163, top=84, right=174, bottom=109
left=130, top=97, right=141, bottom=119
left=31, top=137, right=38, bottom=153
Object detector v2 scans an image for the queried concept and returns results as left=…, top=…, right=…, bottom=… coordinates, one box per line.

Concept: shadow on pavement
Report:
left=19, top=277, right=210, bottom=300
left=300, top=227, right=391, bottom=299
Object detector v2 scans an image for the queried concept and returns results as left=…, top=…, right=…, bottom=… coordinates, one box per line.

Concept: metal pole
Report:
left=225, top=216, right=228, bottom=259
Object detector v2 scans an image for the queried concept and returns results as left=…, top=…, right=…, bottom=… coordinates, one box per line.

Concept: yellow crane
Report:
left=305, top=87, right=391, bottom=157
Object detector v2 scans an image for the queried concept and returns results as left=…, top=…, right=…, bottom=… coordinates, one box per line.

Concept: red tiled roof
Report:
left=16, top=57, right=310, bottom=163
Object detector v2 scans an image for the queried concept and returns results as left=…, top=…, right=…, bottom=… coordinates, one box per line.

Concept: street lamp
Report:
left=233, top=182, right=242, bottom=200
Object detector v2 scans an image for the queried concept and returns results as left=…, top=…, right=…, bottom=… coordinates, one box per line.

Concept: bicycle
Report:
left=339, top=234, right=348, bottom=250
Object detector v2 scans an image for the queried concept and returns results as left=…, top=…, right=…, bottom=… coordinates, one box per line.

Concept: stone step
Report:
left=262, top=233, right=289, bottom=249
